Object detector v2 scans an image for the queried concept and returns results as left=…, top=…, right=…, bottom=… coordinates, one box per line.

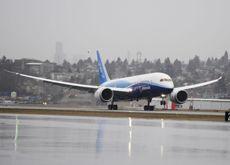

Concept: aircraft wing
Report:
left=174, top=76, right=222, bottom=91
left=5, top=70, right=99, bottom=92
left=187, top=98, right=230, bottom=102
left=4, top=70, right=132, bottom=93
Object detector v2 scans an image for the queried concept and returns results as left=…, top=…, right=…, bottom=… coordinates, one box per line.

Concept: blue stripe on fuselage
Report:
left=130, top=82, right=173, bottom=98
left=102, top=80, right=173, bottom=98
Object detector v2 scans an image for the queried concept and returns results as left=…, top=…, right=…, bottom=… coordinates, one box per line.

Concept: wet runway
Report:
left=0, top=114, right=230, bottom=165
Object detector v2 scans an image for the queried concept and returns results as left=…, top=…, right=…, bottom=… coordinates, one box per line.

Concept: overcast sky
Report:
left=0, top=0, right=230, bottom=62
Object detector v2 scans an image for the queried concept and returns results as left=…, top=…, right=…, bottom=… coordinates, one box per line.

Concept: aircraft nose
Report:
left=168, top=81, right=174, bottom=90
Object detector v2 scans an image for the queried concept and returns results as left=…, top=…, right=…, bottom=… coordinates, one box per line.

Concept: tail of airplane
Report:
left=97, top=50, right=110, bottom=84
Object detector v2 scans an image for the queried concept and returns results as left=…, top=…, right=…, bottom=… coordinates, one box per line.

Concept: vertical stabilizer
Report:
left=97, top=50, right=110, bottom=84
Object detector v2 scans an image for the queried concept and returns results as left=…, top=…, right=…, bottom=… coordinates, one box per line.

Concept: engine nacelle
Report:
left=170, top=89, right=188, bottom=104
left=94, top=87, right=114, bottom=102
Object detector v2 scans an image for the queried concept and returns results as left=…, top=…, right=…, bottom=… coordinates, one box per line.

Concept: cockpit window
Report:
left=160, top=78, right=172, bottom=82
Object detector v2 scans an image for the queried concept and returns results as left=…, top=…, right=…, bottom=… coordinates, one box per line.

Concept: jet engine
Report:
left=170, top=89, right=188, bottom=104
left=94, top=87, right=114, bottom=102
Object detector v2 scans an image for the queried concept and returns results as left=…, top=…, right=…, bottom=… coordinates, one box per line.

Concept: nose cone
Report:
left=163, top=74, right=174, bottom=90
left=168, top=81, right=174, bottom=90
left=164, top=82, right=174, bottom=94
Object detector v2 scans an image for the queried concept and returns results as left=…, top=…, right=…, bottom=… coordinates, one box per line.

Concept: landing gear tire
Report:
left=108, top=104, right=118, bottom=110
left=144, top=98, right=154, bottom=111
left=144, top=105, right=155, bottom=111
left=113, top=105, right=118, bottom=110
left=225, top=112, right=229, bottom=122
left=160, top=100, right=166, bottom=105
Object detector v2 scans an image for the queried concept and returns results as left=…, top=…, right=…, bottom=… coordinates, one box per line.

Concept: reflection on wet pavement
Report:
left=0, top=114, right=230, bottom=165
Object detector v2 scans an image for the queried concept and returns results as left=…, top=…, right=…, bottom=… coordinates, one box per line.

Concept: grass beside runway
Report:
left=0, top=106, right=226, bottom=122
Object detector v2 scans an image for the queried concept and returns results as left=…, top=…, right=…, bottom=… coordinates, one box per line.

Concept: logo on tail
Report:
left=97, top=50, right=110, bottom=84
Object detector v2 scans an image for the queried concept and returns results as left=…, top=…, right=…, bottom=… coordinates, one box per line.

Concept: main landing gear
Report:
left=144, top=98, right=155, bottom=111
left=225, top=111, right=230, bottom=122
left=108, top=100, right=118, bottom=110
left=108, top=104, right=118, bottom=110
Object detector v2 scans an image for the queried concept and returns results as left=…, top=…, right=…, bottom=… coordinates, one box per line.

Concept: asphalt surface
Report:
left=0, top=114, right=230, bottom=165
left=0, top=105, right=227, bottom=121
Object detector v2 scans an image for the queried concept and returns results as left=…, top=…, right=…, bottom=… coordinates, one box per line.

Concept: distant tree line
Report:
left=0, top=51, right=229, bottom=99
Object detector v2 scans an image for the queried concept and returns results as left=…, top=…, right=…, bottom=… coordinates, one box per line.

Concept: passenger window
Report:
left=160, top=78, right=171, bottom=82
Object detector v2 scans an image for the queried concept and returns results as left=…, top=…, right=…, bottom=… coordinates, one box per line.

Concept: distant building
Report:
left=13, top=58, right=55, bottom=76
left=51, top=72, right=71, bottom=81
left=54, top=42, right=66, bottom=65
left=25, top=61, right=55, bottom=76
left=13, top=58, right=42, bottom=71
left=25, top=62, right=43, bottom=75
left=41, top=61, right=56, bottom=75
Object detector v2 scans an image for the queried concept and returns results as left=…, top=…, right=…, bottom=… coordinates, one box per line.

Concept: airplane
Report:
left=5, top=50, right=222, bottom=110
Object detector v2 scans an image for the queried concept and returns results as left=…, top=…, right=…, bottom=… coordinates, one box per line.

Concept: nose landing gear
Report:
left=160, top=94, right=167, bottom=109
left=144, top=98, right=155, bottom=111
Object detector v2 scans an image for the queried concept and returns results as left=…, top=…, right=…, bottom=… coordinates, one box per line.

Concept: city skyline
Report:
left=0, top=0, right=230, bottom=62
left=0, top=41, right=229, bottom=64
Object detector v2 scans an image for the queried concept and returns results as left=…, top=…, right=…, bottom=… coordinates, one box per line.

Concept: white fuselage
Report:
left=101, top=72, right=174, bottom=90
left=100, top=72, right=174, bottom=101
